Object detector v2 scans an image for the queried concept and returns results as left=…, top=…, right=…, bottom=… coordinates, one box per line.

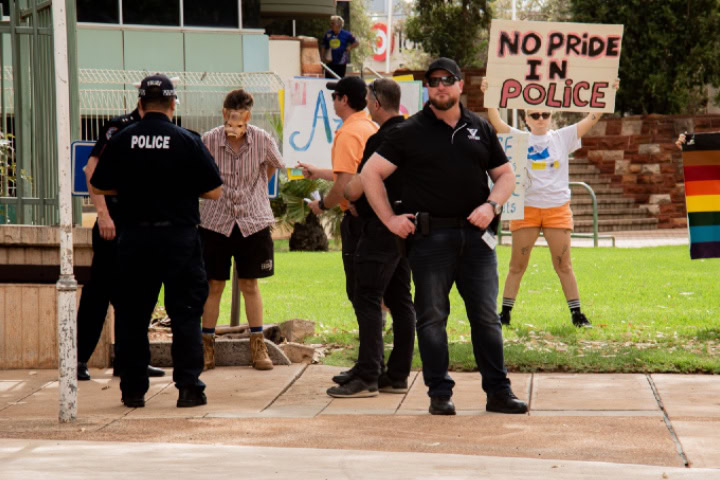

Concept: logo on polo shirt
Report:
left=467, top=128, right=480, bottom=140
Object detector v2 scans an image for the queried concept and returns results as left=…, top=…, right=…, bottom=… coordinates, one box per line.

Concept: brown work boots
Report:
left=250, top=332, right=274, bottom=370
left=202, top=333, right=215, bottom=371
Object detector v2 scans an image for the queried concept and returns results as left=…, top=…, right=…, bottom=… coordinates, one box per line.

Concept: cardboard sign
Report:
left=497, top=132, right=529, bottom=220
left=485, top=19, right=623, bottom=113
left=283, top=77, right=423, bottom=169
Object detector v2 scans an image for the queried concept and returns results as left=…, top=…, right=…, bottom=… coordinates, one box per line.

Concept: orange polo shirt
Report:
left=331, top=111, right=378, bottom=210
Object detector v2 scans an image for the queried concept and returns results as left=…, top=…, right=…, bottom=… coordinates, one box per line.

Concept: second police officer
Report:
left=91, top=74, right=223, bottom=408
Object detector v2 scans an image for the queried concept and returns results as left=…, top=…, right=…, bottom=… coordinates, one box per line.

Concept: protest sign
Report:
left=496, top=132, right=528, bottom=220
left=484, top=19, right=623, bottom=113
left=283, top=77, right=422, bottom=169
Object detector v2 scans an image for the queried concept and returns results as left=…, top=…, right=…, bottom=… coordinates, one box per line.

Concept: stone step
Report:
left=574, top=217, right=659, bottom=233
left=570, top=184, right=624, bottom=195
left=569, top=166, right=601, bottom=176
left=572, top=207, right=650, bottom=218
left=569, top=175, right=612, bottom=185
left=570, top=197, right=635, bottom=207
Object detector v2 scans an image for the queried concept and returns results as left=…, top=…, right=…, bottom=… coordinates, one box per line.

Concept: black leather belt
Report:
left=135, top=221, right=173, bottom=227
left=430, top=217, right=478, bottom=229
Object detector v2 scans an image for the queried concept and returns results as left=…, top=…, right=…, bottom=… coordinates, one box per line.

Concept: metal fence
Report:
left=79, top=69, right=285, bottom=144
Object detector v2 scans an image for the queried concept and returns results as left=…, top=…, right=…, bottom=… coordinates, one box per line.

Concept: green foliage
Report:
left=0, top=133, right=31, bottom=224
left=490, top=0, right=571, bottom=21
left=405, top=0, right=493, bottom=67
left=570, top=0, right=720, bottom=114
left=349, top=0, right=376, bottom=71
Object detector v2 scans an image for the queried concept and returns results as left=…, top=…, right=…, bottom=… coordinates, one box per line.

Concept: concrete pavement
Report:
left=2, top=365, right=720, bottom=478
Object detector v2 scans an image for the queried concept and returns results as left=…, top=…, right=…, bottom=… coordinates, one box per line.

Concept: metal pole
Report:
left=292, top=19, right=296, bottom=37
left=385, top=0, right=393, bottom=75
left=230, top=261, right=241, bottom=327
left=511, top=0, right=518, bottom=128
left=52, top=0, right=78, bottom=423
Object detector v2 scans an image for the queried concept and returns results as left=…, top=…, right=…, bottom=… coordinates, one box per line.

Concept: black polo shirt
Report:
left=90, top=112, right=223, bottom=227
left=375, top=103, right=508, bottom=219
left=354, top=115, right=405, bottom=219
left=89, top=108, right=141, bottom=224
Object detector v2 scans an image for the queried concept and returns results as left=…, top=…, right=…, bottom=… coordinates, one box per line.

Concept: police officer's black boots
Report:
left=77, top=362, right=91, bottom=381
left=177, top=387, right=207, bottom=408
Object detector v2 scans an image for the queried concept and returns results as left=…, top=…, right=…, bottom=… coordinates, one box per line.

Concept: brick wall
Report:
left=576, top=114, right=720, bottom=229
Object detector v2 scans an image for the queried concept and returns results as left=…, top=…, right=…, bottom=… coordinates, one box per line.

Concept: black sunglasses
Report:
left=426, top=75, right=458, bottom=88
left=528, top=112, right=551, bottom=120
left=369, top=81, right=382, bottom=108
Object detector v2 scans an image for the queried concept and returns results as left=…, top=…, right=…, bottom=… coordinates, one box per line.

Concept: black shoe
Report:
left=327, top=377, right=378, bottom=398
left=77, top=362, right=91, bottom=381
left=147, top=365, right=166, bottom=377
left=121, top=392, right=145, bottom=408
left=572, top=312, right=593, bottom=328
left=429, top=395, right=456, bottom=415
left=177, top=387, right=207, bottom=408
left=499, top=310, right=511, bottom=326
left=378, top=373, right=409, bottom=394
left=332, top=366, right=357, bottom=385
left=113, top=365, right=166, bottom=377
left=486, top=390, right=528, bottom=414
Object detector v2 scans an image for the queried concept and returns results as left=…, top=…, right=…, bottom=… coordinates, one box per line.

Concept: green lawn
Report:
left=160, top=242, right=720, bottom=373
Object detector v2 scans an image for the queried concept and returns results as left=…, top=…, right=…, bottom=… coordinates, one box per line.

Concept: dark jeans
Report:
left=353, top=218, right=416, bottom=383
left=340, top=212, right=363, bottom=305
left=325, top=63, right=347, bottom=78
left=114, top=225, right=208, bottom=396
left=408, top=226, right=510, bottom=398
left=76, top=222, right=117, bottom=363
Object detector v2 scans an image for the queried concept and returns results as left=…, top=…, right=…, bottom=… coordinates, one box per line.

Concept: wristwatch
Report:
left=486, top=200, right=502, bottom=216
left=318, top=198, right=329, bottom=211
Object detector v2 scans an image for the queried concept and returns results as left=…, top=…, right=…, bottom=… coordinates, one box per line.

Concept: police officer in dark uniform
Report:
left=328, top=78, right=416, bottom=398
left=76, top=103, right=165, bottom=381
left=362, top=58, right=528, bottom=416
left=91, top=74, right=223, bottom=408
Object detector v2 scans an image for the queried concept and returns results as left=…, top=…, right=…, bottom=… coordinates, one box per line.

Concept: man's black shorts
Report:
left=199, top=225, right=274, bottom=281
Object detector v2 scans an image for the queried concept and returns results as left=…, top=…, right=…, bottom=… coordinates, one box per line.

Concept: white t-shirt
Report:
left=510, top=124, right=580, bottom=209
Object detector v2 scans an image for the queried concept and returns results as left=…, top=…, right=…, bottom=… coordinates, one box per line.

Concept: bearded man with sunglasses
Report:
left=361, top=58, right=528, bottom=416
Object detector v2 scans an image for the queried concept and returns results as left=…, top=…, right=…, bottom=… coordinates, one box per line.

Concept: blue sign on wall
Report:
left=73, top=140, right=280, bottom=198
left=71, top=141, right=95, bottom=196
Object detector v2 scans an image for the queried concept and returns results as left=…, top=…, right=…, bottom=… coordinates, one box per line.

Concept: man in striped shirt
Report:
left=199, top=89, right=285, bottom=371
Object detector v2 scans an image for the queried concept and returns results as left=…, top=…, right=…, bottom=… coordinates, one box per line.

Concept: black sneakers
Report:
left=378, top=373, right=409, bottom=394
left=77, top=362, right=91, bottom=381
left=499, top=310, right=511, bottom=326
left=121, top=393, right=145, bottom=408
left=332, top=366, right=357, bottom=385
left=572, top=312, right=593, bottom=328
left=327, top=377, right=379, bottom=398
left=429, top=396, right=456, bottom=415
left=177, top=387, right=207, bottom=408
left=486, top=390, right=528, bottom=414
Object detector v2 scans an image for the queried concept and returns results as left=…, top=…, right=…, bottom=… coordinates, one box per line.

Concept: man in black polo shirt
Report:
left=91, top=74, right=223, bottom=409
left=76, top=102, right=165, bottom=382
left=327, top=78, right=416, bottom=398
left=362, top=58, right=528, bottom=415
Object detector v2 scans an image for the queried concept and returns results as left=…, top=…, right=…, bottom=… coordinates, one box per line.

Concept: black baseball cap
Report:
left=425, top=57, right=462, bottom=80
left=326, top=76, right=367, bottom=105
left=138, top=74, right=177, bottom=100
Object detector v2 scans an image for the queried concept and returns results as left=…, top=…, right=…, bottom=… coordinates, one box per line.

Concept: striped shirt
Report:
left=200, top=124, right=284, bottom=237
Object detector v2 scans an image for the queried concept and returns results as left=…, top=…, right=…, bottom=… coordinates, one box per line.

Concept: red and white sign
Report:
left=372, top=22, right=395, bottom=62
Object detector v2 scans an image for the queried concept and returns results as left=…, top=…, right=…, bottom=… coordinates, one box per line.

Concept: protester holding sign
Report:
left=481, top=78, right=618, bottom=328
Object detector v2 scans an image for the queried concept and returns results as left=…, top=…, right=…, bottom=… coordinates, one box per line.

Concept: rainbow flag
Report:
left=682, top=132, right=720, bottom=259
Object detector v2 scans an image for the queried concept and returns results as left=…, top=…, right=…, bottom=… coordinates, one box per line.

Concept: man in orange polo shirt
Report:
left=299, top=77, right=378, bottom=391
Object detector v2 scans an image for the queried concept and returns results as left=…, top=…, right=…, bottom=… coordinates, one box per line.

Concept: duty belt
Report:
left=429, top=217, right=478, bottom=229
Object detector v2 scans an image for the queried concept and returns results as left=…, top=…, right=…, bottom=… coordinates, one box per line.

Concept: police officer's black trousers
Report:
left=77, top=222, right=117, bottom=364
left=353, top=219, right=416, bottom=383
left=114, top=226, right=208, bottom=396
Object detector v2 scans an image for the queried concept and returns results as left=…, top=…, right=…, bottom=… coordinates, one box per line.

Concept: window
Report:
left=122, top=0, right=180, bottom=26
left=242, top=0, right=260, bottom=28
left=183, top=0, right=238, bottom=28
left=76, top=0, right=120, bottom=24
left=0, top=0, right=10, bottom=17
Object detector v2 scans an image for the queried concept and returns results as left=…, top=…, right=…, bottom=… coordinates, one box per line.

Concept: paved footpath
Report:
left=2, top=365, right=720, bottom=479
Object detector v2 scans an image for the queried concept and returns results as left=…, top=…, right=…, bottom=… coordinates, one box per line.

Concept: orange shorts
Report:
left=509, top=202, right=574, bottom=232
